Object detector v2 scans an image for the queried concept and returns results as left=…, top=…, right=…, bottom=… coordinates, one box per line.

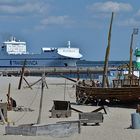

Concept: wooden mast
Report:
left=102, top=12, right=114, bottom=88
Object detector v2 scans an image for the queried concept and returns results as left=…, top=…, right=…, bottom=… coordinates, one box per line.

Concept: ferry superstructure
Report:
left=0, top=37, right=82, bottom=67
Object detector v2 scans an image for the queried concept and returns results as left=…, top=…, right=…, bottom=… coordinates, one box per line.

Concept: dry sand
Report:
left=0, top=76, right=139, bottom=140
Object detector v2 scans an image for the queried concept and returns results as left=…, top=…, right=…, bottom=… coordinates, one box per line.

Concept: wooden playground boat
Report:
left=75, top=13, right=140, bottom=105
left=75, top=79, right=140, bottom=104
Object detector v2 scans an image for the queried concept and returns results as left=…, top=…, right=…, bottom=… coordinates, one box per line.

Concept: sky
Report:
left=0, top=0, right=140, bottom=61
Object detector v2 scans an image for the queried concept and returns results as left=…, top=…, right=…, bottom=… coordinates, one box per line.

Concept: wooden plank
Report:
left=91, top=106, right=108, bottom=114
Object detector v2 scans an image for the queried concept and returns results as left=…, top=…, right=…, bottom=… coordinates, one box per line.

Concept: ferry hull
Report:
left=0, top=37, right=82, bottom=67
left=0, top=54, right=79, bottom=67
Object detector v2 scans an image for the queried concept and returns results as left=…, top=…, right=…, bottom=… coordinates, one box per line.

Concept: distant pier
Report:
left=0, top=67, right=117, bottom=77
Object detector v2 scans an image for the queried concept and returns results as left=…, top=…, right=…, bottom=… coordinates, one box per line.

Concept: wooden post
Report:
left=18, top=59, right=26, bottom=90
left=102, top=12, right=114, bottom=88
left=7, top=83, right=11, bottom=102
left=37, top=73, right=45, bottom=124
left=7, top=83, right=12, bottom=111
left=77, top=68, right=80, bottom=81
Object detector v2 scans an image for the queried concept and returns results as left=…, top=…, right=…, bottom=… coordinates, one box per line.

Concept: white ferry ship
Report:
left=0, top=37, right=82, bottom=67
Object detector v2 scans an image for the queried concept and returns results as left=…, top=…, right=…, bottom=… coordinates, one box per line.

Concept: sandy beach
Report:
left=0, top=76, right=140, bottom=140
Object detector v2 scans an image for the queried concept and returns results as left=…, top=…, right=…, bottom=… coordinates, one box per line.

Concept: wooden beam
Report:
left=59, top=74, right=77, bottom=83
left=23, top=77, right=32, bottom=89
left=28, top=78, right=42, bottom=87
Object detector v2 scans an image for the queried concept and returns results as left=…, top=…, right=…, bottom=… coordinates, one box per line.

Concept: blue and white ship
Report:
left=0, top=37, right=82, bottom=67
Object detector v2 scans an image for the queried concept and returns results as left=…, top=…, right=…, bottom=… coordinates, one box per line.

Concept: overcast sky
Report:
left=0, top=0, right=140, bottom=61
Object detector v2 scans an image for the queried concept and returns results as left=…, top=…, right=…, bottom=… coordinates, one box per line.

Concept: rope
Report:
left=14, top=82, right=41, bottom=123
